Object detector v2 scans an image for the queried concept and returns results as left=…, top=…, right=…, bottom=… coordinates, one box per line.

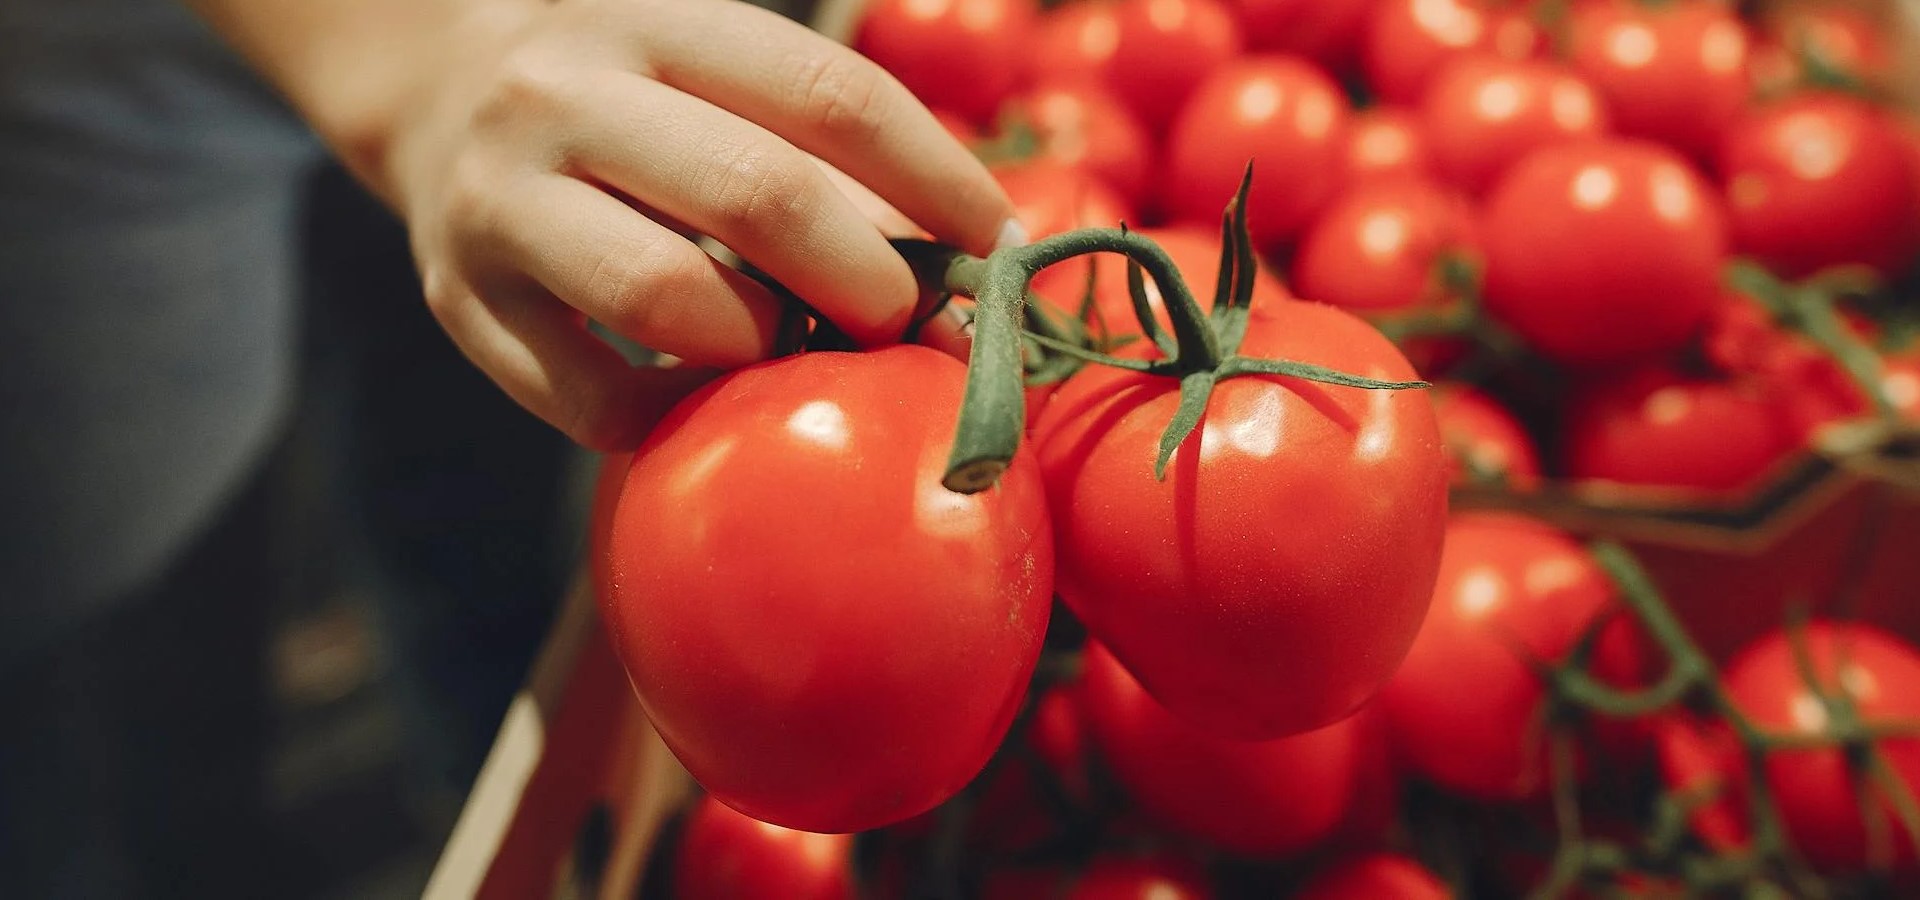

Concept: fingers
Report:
left=639, top=3, right=1017, bottom=256
left=470, top=173, right=783, bottom=367
left=554, top=71, right=918, bottom=346
left=422, top=275, right=718, bottom=450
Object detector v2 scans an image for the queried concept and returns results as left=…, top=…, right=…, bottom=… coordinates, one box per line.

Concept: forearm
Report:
left=184, top=0, right=537, bottom=202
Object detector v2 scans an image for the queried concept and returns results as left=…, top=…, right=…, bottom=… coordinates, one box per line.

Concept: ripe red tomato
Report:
left=603, top=347, right=1053, bottom=832
left=1567, top=0, right=1752, bottom=167
left=1030, top=1, right=1123, bottom=87
left=1226, top=0, right=1371, bottom=70
left=1034, top=299, right=1446, bottom=739
left=587, top=451, right=634, bottom=604
left=1562, top=364, right=1800, bottom=494
left=1481, top=138, right=1728, bottom=365
left=1294, top=853, right=1451, bottom=900
left=1657, top=623, right=1920, bottom=872
left=1362, top=0, right=1543, bottom=105
left=1165, top=56, right=1353, bottom=249
left=1028, top=225, right=1291, bottom=339
left=1340, top=106, right=1435, bottom=185
left=1751, top=5, right=1891, bottom=94
left=1107, top=0, right=1245, bottom=129
left=997, top=160, right=1136, bottom=240
left=1379, top=513, right=1640, bottom=800
left=853, top=0, right=1037, bottom=124
left=1005, top=82, right=1153, bottom=206
left=1431, top=383, right=1540, bottom=489
left=1068, top=855, right=1214, bottom=900
left=1080, top=642, right=1388, bottom=856
left=673, top=794, right=854, bottom=900
left=1292, top=177, right=1478, bottom=313
left=1420, top=57, right=1610, bottom=195
left=1721, top=93, right=1920, bottom=278
left=951, top=682, right=1092, bottom=855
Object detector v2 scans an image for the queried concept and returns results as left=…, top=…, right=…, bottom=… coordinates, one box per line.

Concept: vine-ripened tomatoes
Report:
left=1420, top=56, right=1610, bottom=196
left=1721, top=93, right=1920, bottom=278
left=1165, top=56, right=1352, bottom=249
left=1080, top=642, right=1389, bottom=856
left=1363, top=0, right=1543, bottom=105
left=1339, top=106, right=1435, bottom=185
left=1379, top=513, right=1641, bottom=800
left=853, top=0, right=1037, bottom=124
left=674, top=794, right=855, bottom=900
left=1294, top=853, right=1451, bottom=900
left=1292, top=177, right=1478, bottom=313
left=1656, top=623, right=1920, bottom=873
left=1567, top=0, right=1752, bottom=168
left=1028, top=225, right=1291, bottom=338
left=1562, top=364, right=1800, bottom=494
left=1006, top=82, right=1153, bottom=207
left=603, top=347, right=1053, bottom=833
left=1431, top=384, right=1541, bottom=489
left=1034, top=299, right=1446, bottom=739
left=1106, top=0, right=1244, bottom=129
left=1481, top=138, right=1728, bottom=365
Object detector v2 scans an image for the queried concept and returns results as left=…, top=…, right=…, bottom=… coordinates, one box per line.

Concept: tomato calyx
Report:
left=909, top=167, right=1430, bottom=493
left=1725, top=260, right=1900, bottom=428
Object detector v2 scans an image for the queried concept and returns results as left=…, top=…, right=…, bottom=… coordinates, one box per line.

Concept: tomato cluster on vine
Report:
left=584, top=0, right=1920, bottom=897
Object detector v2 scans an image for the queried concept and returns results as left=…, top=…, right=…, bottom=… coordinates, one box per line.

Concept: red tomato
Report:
left=853, top=0, right=1037, bottom=124
left=1292, top=177, right=1478, bottom=313
left=587, top=451, right=633, bottom=604
left=1294, top=853, right=1451, bottom=900
left=1068, top=855, right=1214, bottom=900
left=1108, top=0, right=1245, bottom=129
left=1165, top=56, right=1353, bottom=249
left=1431, top=383, right=1540, bottom=488
left=1340, top=106, right=1435, bottom=184
left=956, top=682, right=1093, bottom=854
left=1420, top=57, right=1610, bottom=195
left=997, top=160, right=1135, bottom=239
left=1379, top=513, right=1640, bottom=800
left=1227, top=0, right=1372, bottom=70
left=1080, top=642, right=1388, bottom=855
left=1751, top=5, right=1891, bottom=94
left=673, top=794, right=854, bottom=900
left=1005, top=82, right=1153, bottom=206
left=1362, top=0, right=1543, bottom=105
left=1657, top=623, right=1920, bottom=872
left=1563, top=365, right=1800, bottom=494
left=1028, top=225, right=1291, bottom=339
left=1034, top=299, right=1446, bottom=739
left=1481, top=138, right=1728, bottom=365
left=603, top=347, right=1054, bottom=832
left=1030, top=1, right=1123, bottom=87
left=1721, top=93, right=1920, bottom=278
left=1566, top=1, right=1752, bottom=167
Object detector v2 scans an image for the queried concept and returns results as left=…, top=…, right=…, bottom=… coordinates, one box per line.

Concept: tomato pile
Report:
left=593, top=0, right=1920, bottom=896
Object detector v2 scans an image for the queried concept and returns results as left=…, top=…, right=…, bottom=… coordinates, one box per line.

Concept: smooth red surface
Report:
left=1294, top=853, right=1452, bottom=900
left=1107, top=0, right=1245, bottom=128
left=1028, top=225, right=1291, bottom=340
left=1035, top=299, right=1446, bottom=739
left=1339, top=106, right=1435, bottom=184
left=604, top=347, right=1053, bottom=833
left=1430, top=383, right=1540, bottom=488
left=1165, top=56, right=1353, bottom=248
left=1362, top=0, right=1542, bottom=105
left=1568, top=0, right=1753, bottom=166
left=1292, top=177, right=1477, bottom=312
left=1420, top=56, right=1610, bottom=195
left=1227, top=0, right=1371, bottom=70
left=1380, top=513, right=1639, bottom=800
left=673, top=794, right=855, bottom=900
left=1068, top=855, right=1215, bottom=899
left=853, top=0, right=1037, bottom=123
left=1481, top=138, right=1727, bottom=365
left=1563, top=365, right=1800, bottom=494
left=1006, top=81, right=1153, bottom=205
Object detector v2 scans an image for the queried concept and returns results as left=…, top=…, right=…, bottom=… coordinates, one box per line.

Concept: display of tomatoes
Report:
left=1165, top=56, right=1353, bottom=249
left=1562, top=364, right=1800, bottom=494
left=674, top=793, right=855, bottom=900
left=1005, top=82, right=1153, bottom=206
left=1035, top=298, right=1446, bottom=739
left=1294, top=853, right=1451, bottom=900
left=1420, top=57, right=1610, bottom=196
left=1291, top=176, right=1478, bottom=313
left=1480, top=138, right=1729, bottom=365
left=1339, top=106, right=1435, bottom=185
left=603, top=347, right=1053, bottom=833
left=1567, top=0, right=1753, bottom=167
left=1430, top=384, right=1540, bottom=489
left=1362, top=0, right=1542, bottom=106
left=852, top=0, right=1036, bottom=123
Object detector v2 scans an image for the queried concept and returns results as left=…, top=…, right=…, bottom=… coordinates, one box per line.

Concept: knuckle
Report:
left=706, top=146, right=818, bottom=241
left=584, top=238, right=706, bottom=339
left=473, top=52, right=573, bottom=133
left=795, top=51, right=889, bottom=142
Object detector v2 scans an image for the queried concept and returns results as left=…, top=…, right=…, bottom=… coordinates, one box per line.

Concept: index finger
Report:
left=640, top=0, right=1023, bottom=257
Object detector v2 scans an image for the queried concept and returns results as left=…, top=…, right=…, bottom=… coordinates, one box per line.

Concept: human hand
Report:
left=385, top=0, right=1018, bottom=448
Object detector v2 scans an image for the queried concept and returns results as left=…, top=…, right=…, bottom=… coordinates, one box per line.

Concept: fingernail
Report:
left=994, top=217, right=1029, bottom=251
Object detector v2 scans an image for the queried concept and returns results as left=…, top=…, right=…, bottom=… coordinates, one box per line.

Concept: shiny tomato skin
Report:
left=1420, top=56, right=1610, bottom=196
left=1080, top=642, right=1383, bottom=856
left=1108, top=0, right=1245, bottom=129
left=587, top=451, right=634, bottom=604
left=1658, top=623, right=1920, bottom=873
left=1292, top=177, right=1478, bottom=313
left=1007, top=81, right=1153, bottom=206
left=853, top=0, right=1037, bottom=124
left=604, top=347, right=1053, bottom=833
left=1567, top=1, right=1753, bottom=167
left=1035, top=299, right=1447, bottom=739
left=1028, top=225, right=1291, bottom=340
left=1363, top=0, right=1543, bottom=105
left=1563, top=365, right=1799, bottom=494
left=1380, top=513, right=1639, bottom=800
left=1068, top=855, right=1214, bottom=900
left=1227, top=0, right=1371, bottom=70
left=1030, top=1, right=1123, bottom=87
left=1340, top=106, right=1435, bottom=184
left=997, top=159, right=1136, bottom=239
left=1481, top=138, right=1728, bottom=365
left=1431, top=383, right=1540, bottom=488
left=1165, top=56, right=1353, bottom=249
left=674, top=794, right=855, bottom=900
left=1722, top=93, right=1920, bottom=278
left=1294, top=853, right=1451, bottom=900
